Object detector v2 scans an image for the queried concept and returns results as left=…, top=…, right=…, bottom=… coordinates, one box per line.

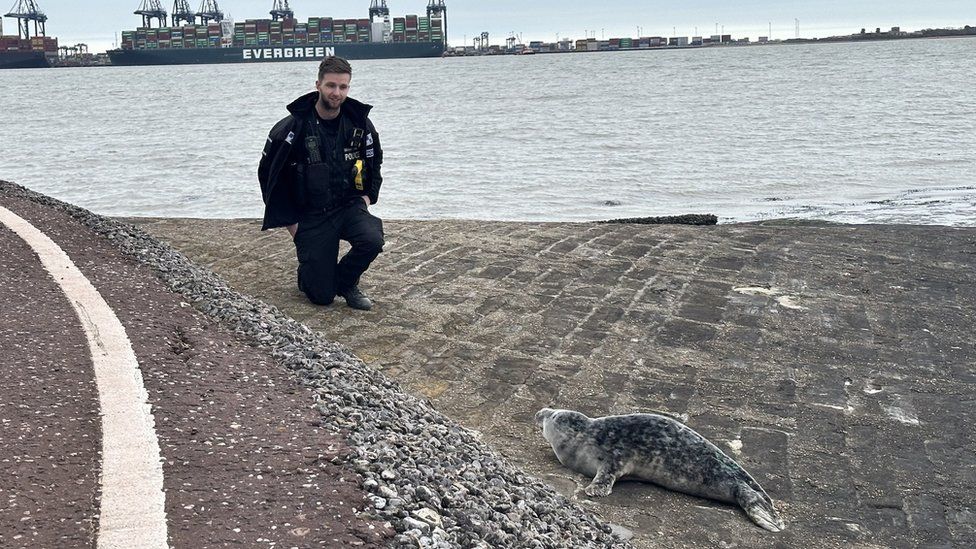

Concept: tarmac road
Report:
left=0, top=193, right=392, bottom=548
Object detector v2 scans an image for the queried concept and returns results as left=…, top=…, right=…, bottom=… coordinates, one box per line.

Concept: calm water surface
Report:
left=1, top=37, right=974, bottom=224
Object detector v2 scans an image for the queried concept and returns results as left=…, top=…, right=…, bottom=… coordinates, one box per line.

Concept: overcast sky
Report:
left=5, top=0, right=974, bottom=53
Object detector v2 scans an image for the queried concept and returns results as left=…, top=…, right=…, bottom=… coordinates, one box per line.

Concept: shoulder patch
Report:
left=366, top=133, right=374, bottom=146
left=285, top=131, right=295, bottom=144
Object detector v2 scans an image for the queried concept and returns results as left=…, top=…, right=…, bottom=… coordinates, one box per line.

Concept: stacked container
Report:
left=118, top=10, right=445, bottom=51
left=269, top=19, right=281, bottom=45
left=1, top=36, right=23, bottom=51
left=284, top=18, right=296, bottom=45
left=430, top=17, right=443, bottom=43
left=158, top=28, right=171, bottom=48
left=405, top=15, right=418, bottom=42
left=25, top=35, right=58, bottom=53
left=208, top=24, right=221, bottom=47
left=244, top=20, right=256, bottom=46
left=356, top=19, right=369, bottom=42
left=320, top=17, right=333, bottom=42
left=392, top=17, right=405, bottom=42
left=308, top=17, right=319, bottom=42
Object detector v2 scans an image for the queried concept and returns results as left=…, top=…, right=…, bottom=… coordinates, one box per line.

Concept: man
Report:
left=258, top=56, right=384, bottom=310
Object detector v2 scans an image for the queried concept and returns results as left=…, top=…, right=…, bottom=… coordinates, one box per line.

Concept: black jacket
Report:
left=258, top=91, right=383, bottom=230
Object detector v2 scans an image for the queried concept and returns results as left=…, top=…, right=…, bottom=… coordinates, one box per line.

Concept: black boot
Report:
left=339, top=286, right=373, bottom=310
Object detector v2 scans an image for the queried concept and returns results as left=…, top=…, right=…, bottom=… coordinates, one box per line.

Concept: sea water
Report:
left=1, top=37, right=973, bottom=225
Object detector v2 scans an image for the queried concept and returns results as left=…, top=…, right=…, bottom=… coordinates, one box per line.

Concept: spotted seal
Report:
left=535, top=408, right=785, bottom=532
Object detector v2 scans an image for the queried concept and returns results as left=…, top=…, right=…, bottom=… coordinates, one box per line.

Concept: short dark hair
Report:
left=318, top=56, right=352, bottom=80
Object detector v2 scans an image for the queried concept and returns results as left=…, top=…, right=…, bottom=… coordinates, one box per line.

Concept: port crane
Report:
left=195, top=0, right=222, bottom=25
left=368, top=0, right=389, bottom=19
left=269, top=0, right=292, bottom=21
left=505, top=32, right=523, bottom=52
left=426, top=0, right=447, bottom=44
left=171, top=0, right=194, bottom=27
left=58, top=42, right=87, bottom=57
left=134, top=0, right=167, bottom=28
left=472, top=32, right=489, bottom=52
left=368, top=0, right=390, bottom=42
left=4, top=0, right=47, bottom=39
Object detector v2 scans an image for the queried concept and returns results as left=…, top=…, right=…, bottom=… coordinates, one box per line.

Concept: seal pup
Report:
left=535, top=408, right=785, bottom=532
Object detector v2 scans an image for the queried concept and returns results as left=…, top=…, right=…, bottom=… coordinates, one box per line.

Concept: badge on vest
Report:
left=344, top=147, right=361, bottom=161
left=350, top=128, right=364, bottom=149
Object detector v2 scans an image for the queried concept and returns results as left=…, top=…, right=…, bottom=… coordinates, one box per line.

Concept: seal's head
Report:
left=534, top=407, right=557, bottom=428
left=535, top=408, right=591, bottom=442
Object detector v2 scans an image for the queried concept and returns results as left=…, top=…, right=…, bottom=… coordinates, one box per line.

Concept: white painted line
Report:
left=0, top=206, right=168, bottom=549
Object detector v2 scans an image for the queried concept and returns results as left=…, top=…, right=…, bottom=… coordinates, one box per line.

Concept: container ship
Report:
left=1, top=1, right=58, bottom=69
left=108, top=0, right=447, bottom=66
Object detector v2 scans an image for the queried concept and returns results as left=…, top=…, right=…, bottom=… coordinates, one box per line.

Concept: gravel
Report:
left=1, top=180, right=629, bottom=548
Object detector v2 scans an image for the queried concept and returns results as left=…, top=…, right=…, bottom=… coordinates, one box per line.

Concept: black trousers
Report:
left=294, top=199, right=384, bottom=305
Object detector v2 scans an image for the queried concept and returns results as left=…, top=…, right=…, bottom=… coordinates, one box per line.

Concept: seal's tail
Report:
left=735, top=483, right=785, bottom=532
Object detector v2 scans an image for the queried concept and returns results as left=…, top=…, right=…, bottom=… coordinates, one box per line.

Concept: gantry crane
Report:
left=134, top=0, right=167, bottom=28
left=58, top=42, right=88, bottom=57
left=369, top=0, right=389, bottom=19
left=195, top=0, right=222, bottom=25
left=270, top=0, right=292, bottom=21
left=171, top=0, right=194, bottom=27
left=4, top=0, right=47, bottom=39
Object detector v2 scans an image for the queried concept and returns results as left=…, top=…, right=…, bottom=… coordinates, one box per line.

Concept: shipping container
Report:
left=115, top=8, right=446, bottom=54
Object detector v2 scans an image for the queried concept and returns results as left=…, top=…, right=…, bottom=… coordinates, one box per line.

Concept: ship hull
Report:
left=0, top=50, right=50, bottom=69
left=107, top=41, right=444, bottom=66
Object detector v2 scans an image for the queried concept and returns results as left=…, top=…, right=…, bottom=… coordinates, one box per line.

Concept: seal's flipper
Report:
left=735, top=484, right=785, bottom=532
left=583, top=466, right=620, bottom=497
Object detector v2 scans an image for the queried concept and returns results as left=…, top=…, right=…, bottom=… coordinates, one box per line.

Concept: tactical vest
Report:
left=298, top=114, right=366, bottom=212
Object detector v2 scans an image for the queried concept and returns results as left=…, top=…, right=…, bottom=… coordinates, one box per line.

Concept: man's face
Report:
left=316, top=72, right=351, bottom=110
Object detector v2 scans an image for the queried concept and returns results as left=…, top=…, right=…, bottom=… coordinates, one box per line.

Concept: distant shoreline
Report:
left=447, top=26, right=976, bottom=56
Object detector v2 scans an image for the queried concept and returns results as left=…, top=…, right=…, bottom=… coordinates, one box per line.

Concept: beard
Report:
left=318, top=94, right=344, bottom=112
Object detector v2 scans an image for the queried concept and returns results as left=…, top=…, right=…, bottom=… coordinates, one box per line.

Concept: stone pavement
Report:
left=131, top=216, right=976, bottom=548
